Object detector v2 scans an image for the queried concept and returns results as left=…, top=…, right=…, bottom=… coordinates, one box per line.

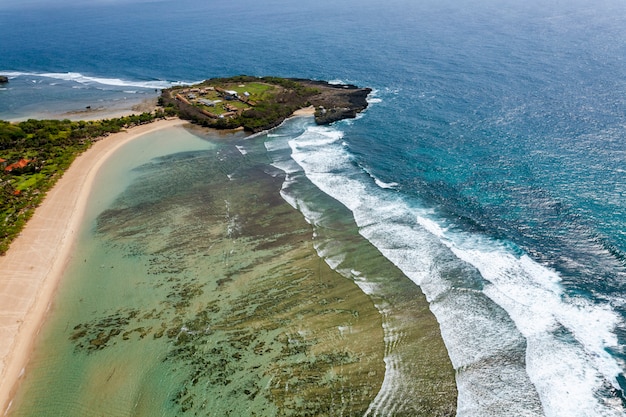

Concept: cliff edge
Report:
left=160, top=76, right=371, bottom=132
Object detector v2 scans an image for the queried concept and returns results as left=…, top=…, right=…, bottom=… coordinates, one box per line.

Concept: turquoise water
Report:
left=8, top=127, right=216, bottom=415
left=2, top=0, right=626, bottom=415
left=9, top=122, right=455, bottom=416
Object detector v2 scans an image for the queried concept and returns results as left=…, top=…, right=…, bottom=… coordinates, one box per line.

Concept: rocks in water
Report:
left=301, top=80, right=371, bottom=125
left=0, top=75, right=8, bottom=83
left=314, top=106, right=360, bottom=125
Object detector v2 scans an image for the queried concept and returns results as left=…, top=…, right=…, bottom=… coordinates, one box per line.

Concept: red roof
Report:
left=5, top=159, right=31, bottom=172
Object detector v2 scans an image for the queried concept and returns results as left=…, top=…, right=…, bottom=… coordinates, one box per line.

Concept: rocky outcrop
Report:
left=161, top=76, right=371, bottom=132
left=293, top=79, right=371, bottom=125
left=314, top=106, right=358, bottom=124
left=0, top=76, right=8, bottom=84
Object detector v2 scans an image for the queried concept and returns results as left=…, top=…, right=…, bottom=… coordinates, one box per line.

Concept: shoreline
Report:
left=1, top=94, right=161, bottom=123
left=0, top=109, right=458, bottom=415
left=290, top=105, right=315, bottom=116
left=53, top=97, right=160, bottom=122
left=0, top=118, right=186, bottom=415
left=1, top=111, right=391, bottom=416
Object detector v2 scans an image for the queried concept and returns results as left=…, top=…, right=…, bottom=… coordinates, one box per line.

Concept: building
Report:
left=199, top=99, right=221, bottom=107
left=223, top=90, right=238, bottom=100
left=5, top=159, right=31, bottom=172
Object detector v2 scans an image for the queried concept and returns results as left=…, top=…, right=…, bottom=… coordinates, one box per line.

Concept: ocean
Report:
left=1, top=0, right=626, bottom=415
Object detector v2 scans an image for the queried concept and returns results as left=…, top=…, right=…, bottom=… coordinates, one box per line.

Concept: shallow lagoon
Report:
left=9, top=121, right=456, bottom=416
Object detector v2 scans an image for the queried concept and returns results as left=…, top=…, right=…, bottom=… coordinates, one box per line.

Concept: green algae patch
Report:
left=62, top=134, right=385, bottom=416
left=9, top=123, right=456, bottom=417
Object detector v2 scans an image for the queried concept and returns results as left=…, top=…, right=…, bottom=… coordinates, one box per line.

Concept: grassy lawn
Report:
left=225, top=100, right=249, bottom=110
left=199, top=105, right=226, bottom=115
left=194, top=87, right=264, bottom=115
left=198, top=80, right=277, bottom=102
left=230, top=82, right=275, bottom=100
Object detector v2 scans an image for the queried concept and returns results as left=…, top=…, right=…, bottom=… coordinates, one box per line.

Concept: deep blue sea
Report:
left=2, top=0, right=626, bottom=415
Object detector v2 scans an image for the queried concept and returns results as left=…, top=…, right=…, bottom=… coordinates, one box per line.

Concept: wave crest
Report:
left=0, top=70, right=197, bottom=90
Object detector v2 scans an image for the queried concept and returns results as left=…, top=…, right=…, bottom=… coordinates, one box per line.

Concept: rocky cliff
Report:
left=160, top=76, right=371, bottom=132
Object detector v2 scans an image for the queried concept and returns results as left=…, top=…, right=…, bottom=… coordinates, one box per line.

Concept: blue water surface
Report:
left=2, top=0, right=626, bottom=414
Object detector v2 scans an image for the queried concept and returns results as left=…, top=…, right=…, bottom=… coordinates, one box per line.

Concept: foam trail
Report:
left=0, top=70, right=196, bottom=90
left=266, top=132, right=433, bottom=416
left=432, top=232, right=625, bottom=417
left=235, top=145, right=248, bottom=156
left=282, top=122, right=625, bottom=416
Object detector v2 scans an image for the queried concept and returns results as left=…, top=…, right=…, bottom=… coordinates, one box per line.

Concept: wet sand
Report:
left=54, top=97, right=160, bottom=121
left=0, top=118, right=186, bottom=414
left=4, top=120, right=389, bottom=416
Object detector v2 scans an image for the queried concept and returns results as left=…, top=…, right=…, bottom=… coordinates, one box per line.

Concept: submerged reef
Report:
left=68, top=142, right=385, bottom=416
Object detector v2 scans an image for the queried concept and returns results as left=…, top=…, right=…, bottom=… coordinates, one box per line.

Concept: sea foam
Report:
left=266, top=122, right=540, bottom=415
left=0, top=70, right=194, bottom=90
left=277, top=121, right=626, bottom=417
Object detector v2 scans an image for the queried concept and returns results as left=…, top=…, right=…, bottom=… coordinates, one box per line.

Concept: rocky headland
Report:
left=159, top=76, right=371, bottom=132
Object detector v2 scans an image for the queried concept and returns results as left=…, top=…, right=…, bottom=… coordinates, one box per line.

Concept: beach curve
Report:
left=0, top=118, right=186, bottom=415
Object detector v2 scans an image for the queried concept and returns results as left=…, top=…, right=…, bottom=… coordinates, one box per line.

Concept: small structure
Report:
left=199, top=99, right=221, bottom=107
left=200, top=109, right=218, bottom=119
left=175, top=94, right=191, bottom=105
left=5, top=159, right=31, bottom=172
left=223, top=90, right=238, bottom=100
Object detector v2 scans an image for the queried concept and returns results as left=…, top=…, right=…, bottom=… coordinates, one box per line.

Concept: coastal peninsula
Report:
left=0, top=76, right=376, bottom=414
left=0, top=77, right=457, bottom=416
left=0, top=77, right=370, bottom=255
left=160, top=75, right=371, bottom=132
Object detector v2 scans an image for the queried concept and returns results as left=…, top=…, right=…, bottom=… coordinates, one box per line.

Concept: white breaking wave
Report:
left=367, top=89, right=383, bottom=105
left=235, top=145, right=248, bottom=156
left=264, top=131, right=415, bottom=415
left=277, top=122, right=625, bottom=417
left=0, top=70, right=195, bottom=90
left=373, top=178, right=398, bottom=189
left=266, top=124, right=539, bottom=415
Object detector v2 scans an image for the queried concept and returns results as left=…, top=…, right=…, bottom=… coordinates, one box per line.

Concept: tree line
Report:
left=0, top=110, right=171, bottom=254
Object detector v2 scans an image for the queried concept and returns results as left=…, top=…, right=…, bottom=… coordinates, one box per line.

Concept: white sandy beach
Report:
left=0, top=118, right=186, bottom=415
left=291, top=105, right=315, bottom=116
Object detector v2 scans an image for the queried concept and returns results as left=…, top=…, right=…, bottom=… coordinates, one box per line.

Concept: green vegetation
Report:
left=0, top=76, right=370, bottom=254
left=0, top=110, right=171, bottom=255
left=160, top=76, right=324, bottom=132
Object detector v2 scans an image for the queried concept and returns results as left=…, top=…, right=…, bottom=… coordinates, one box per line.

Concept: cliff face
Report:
left=160, top=76, right=371, bottom=132
left=294, top=80, right=371, bottom=125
